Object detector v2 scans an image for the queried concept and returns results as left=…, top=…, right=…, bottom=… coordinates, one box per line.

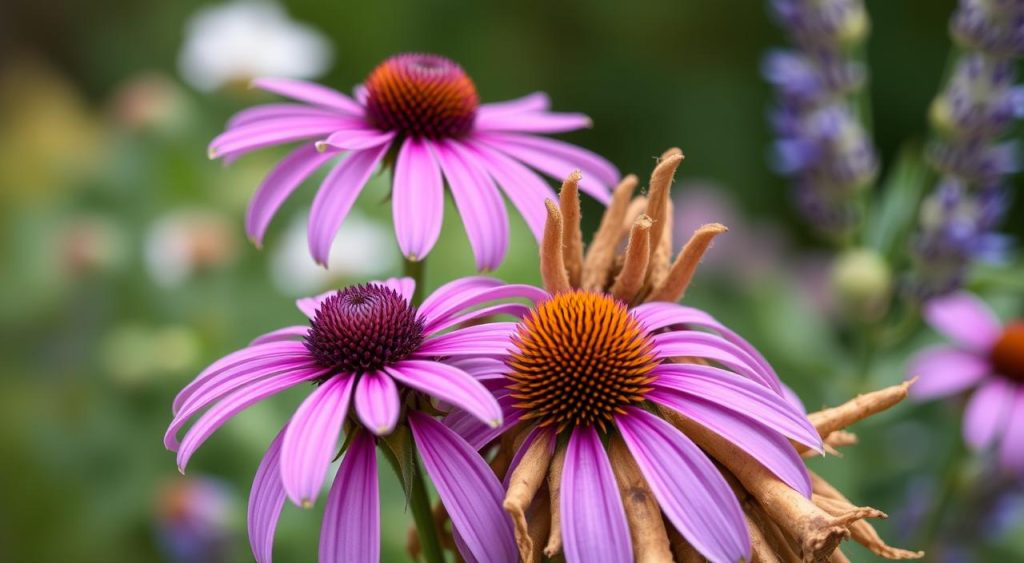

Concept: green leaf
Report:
left=380, top=425, right=417, bottom=507
left=865, top=143, right=930, bottom=259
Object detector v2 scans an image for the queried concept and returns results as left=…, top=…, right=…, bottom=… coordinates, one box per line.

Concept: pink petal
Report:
left=436, top=140, right=509, bottom=271
left=249, top=326, right=309, bottom=346
left=319, top=431, right=379, bottom=563
left=245, top=144, right=338, bottom=245
left=408, top=412, right=517, bottom=563
left=374, top=276, right=416, bottom=303
left=465, top=142, right=556, bottom=241
left=416, top=322, right=518, bottom=357
left=561, top=426, right=632, bottom=562
left=248, top=427, right=288, bottom=563
left=652, top=331, right=778, bottom=390
left=474, top=111, right=591, bottom=134
left=320, top=128, right=395, bottom=151
left=252, top=77, right=363, bottom=115
left=228, top=103, right=343, bottom=128
left=307, top=143, right=390, bottom=266
left=923, top=291, right=1003, bottom=352
left=392, top=137, right=444, bottom=261
left=418, top=276, right=505, bottom=324
left=426, top=303, right=533, bottom=334
left=280, top=374, right=356, bottom=507
left=354, top=371, right=401, bottom=435
left=908, top=345, right=991, bottom=400
left=617, top=407, right=751, bottom=562
left=421, top=282, right=547, bottom=334
left=445, top=395, right=520, bottom=450
left=476, top=92, right=551, bottom=117
left=999, top=386, right=1024, bottom=471
left=296, top=289, right=336, bottom=319
left=963, top=378, right=1015, bottom=450
left=386, top=360, right=502, bottom=426
left=176, top=368, right=322, bottom=471
left=652, top=363, right=822, bottom=451
left=650, top=389, right=812, bottom=496
left=209, top=117, right=351, bottom=159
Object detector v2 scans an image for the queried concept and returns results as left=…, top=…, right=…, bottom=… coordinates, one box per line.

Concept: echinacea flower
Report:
left=908, top=291, right=1024, bottom=471
left=209, top=52, right=618, bottom=269
left=165, top=276, right=548, bottom=562
left=445, top=152, right=921, bottom=563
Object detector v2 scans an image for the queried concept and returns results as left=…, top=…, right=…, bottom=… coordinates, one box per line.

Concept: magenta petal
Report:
left=209, top=118, right=350, bottom=159
left=393, top=137, right=444, bottom=261
left=446, top=395, right=520, bottom=450
left=561, top=426, right=632, bottom=562
left=422, top=283, right=548, bottom=334
left=376, top=276, right=416, bottom=303
left=476, top=92, right=551, bottom=117
left=321, top=128, right=395, bottom=151
left=436, top=139, right=510, bottom=271
left=248, top=427, right=287, bottom=563
left=923, top=291, right=1003, bottom=352
left=652, top=363, right=822, bottom=451
left=478, top=133, right=615, bottom=203
left=307, top=143, right=390, bottom=266
left=418, top=276, right=505, bottom=324
left=319, top=431, right=379, bottom=563
left=416, top=322, right=518, bottom=357
left=386, top=360, right=502, bottom=426
left=176, top=368, right=322, bottom=471
left=650, top=389, right=812, bottom=496
left=280, top=374, right=356, bottom=507
left=245, top=143, right=337, bottom=245
left=466, top=142, right=556, bottom=241
left=652, top=331, right=777, bottom=389
left=228, top=103, right=343, bottom=128
left=617, top=407, right=751, bottom=562
left=354, top=371, right=400, bottom=435
left=908, top=345, right=990, bottom=400
left=249, top=326, right=310, bottom=346
left=475, top=111, right=592, bottom=134
left=408, top=412, right=517, bottom=563
left=999, top=386, right=1024, bottom=471
left=963, top=378, right=1014, bottom=450
left=428, top=303, right=533, bottom=334
left=296, top=289, right=335, bottom=319
left=251, top=77, right=364, bottom=115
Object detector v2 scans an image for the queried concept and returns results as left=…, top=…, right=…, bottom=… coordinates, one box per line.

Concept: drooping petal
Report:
left=652, top=363, right=822, bottom=451
left=172, top=341, right=309, bottom=413
left=477, top=133, right=616, bottom=203
left=650, top=389, right=812, bottom=496
left=392, top=137, right=444, bottom=261
left=475, top=111, right=592, bottom=134
left=416, top=323, right=518, bottom=357
left=560, top=425, right=633, bottom=562
left=422, top=283, right=548, bottom=334
left=632, top=302, right=784, bottom=394
left=209, top=117, right=352, bottom=159
left=617, top=407, right=751, bottom=562
left=386, top=360, right=502, bottom=426
left=475, top=92, right=551, bottom=117
left=963, top=378, right=1015, bottom=450
left=436, top=140, right=509, bottom=271
left=408, top=412, right=517, bottom=563
left=923, top=291, right=1003, bottom=352
left=417, top=276, right=505, bottom=324
left=248, top=427, right=287, bottom=563
left=354, top=371, right=400, bottom=435
left=319, top=431, right=379, bottom=563
left=426, top=303, right=533, bottom=334
left=251, top=78, right=364, bottom=115
left=249, top=326, right=310, bottom=346
left=652, top=331, right=778, bottom=389
left=908, top=345, right=991, bottom=400
left=176, top=368, right=322, bottom=471
left=228, top=103, right=343, bottom=128
left=280, top=374, right=356, bottom=507
left=467, top=142, right=556, bottom=241
left=999, top=386, right=1024, bottom=471
left=307, top=143, right=390, bottom=265
left=320, top=128, right=395, bottom=151
left=446, top=395, right=520, bottom=450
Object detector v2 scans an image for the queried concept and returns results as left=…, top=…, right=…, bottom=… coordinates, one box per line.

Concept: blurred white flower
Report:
left=269, top=209, right=399, bottom=296
left=178, top=0, right=332, bottom=92
left=145, top=209, right=239, bottom=288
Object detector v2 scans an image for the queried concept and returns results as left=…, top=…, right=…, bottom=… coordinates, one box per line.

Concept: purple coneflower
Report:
left=447, top=157, right=824, bottom=563
left=209, top=52, right=618, bottom=269
left=909, top=291, right=1024, bottom=471
left=166, top=276, right=547, bottom=562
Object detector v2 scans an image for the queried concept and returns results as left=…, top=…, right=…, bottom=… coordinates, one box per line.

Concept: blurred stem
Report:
left=404, top=258, right=426, bottom=305
left=408, top=458, right=446, bottom=563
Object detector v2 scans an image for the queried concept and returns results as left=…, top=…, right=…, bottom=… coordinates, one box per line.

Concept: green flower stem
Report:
left=408, top=458, right=446, bottom=563
left=404, top=257, right=426, bottom=306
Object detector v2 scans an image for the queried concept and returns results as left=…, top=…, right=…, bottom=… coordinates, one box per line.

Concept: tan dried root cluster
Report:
left=410, top=150, right=924, bottom=563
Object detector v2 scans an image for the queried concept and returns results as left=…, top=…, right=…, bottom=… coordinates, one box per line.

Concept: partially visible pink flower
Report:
left=166, top=276, right=545, bottom=562
left=209, top=52, right=618, bottom=269
left=908, top=291, right=1024, bottom=471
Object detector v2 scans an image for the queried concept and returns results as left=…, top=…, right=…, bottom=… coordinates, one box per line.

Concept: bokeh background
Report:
left=2, top=0, right=1023, bottom=561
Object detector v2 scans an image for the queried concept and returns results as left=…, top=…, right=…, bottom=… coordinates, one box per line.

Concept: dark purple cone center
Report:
left=305, top=284, right=424, bottom=374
